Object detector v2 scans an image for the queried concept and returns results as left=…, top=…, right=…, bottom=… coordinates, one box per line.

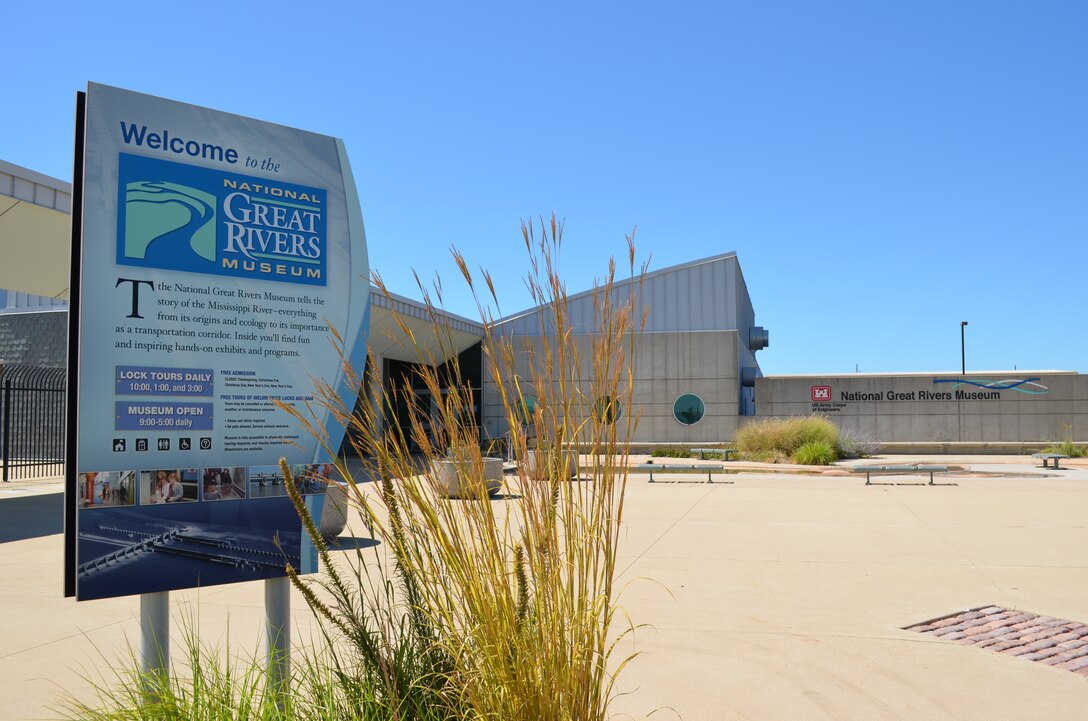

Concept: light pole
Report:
left=960, top=321, right=968, bottom=375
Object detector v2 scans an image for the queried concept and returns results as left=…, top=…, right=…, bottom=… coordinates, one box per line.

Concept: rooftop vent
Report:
left=749, top=326, right=769, bottom=351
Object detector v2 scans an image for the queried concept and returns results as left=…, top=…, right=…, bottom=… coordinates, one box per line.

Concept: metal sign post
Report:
left=139, top=591, right=170, bottom=682
left=265, top=577, right=290, bottom=706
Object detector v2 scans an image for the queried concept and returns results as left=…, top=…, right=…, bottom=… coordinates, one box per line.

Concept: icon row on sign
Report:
left=112, top=437, right=212, bottom=452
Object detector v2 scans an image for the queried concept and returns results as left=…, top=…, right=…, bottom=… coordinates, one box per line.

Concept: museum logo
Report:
left=116, top=153, right=327, bottom=286
left=932, top=378, right=1050, bottom=396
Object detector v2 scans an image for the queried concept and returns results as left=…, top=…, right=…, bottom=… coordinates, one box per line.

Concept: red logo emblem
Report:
left=811, top=385, right=831, bottom=402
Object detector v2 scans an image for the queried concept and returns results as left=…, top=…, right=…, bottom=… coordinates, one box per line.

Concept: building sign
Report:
left=66, top=83, right=369, bottom=601
left=810, top=377, right=1050, bottom=412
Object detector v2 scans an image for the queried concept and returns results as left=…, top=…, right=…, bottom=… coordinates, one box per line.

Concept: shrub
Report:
left=1044, top=438, right=1087, bottom=458
left=736, top=415, right=840, bottom=461
left=836, top=427, right=881, bottom=459
left=1044, top=425, right=1087, bottom=458
left=651, top=445, right=691, bottom=458
left=734, top=419, right=781, bottom=457
left=793, top=440, right=838, bottom=466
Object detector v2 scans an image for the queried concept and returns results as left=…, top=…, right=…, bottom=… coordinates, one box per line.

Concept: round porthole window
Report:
left=673, top=393, right=705, bottom=426
left=516, top=395, right=539, bottom=426
left=595, top=395, right=621, bottom=425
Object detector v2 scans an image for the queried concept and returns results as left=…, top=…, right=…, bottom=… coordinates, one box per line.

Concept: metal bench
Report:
left=690, top=447, right=737, bottom=460
left=855, top=464, right=949, bottom=486
left=1032, top=452, right=1070, bottom=470
left=632, top=463, right=730, bottom=483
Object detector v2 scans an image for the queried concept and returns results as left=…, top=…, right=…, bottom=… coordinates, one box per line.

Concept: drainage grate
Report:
left=906, top=606, right=1088, bottom=675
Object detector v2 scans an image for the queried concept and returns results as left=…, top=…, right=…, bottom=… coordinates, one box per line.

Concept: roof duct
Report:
left=749, top=326, right=769, bottom=351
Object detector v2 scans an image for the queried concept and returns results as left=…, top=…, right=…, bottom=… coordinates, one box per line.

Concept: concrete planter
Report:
left=432, top=457, right=504, bottom=499
left=523, top=449, right=579, bottom=480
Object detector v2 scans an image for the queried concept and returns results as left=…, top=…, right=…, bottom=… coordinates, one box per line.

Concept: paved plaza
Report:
left=2, top=455, right=1087, bottom=720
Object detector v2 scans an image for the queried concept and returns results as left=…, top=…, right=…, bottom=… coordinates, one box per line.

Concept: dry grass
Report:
left=736, top=415, right=839, bottom=463
left=282, top=215, right=648, bottom=720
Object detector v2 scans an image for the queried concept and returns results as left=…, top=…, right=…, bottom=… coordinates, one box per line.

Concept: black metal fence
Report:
left=0, top=365, right=66, bottom=481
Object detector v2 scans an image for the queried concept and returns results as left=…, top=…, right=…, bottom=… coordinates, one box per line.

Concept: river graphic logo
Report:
left=932, top=378, right=1049, bottom=395
left=123, top=181, right=217, bottom=263
left=116, top=153, right=327, bottom=286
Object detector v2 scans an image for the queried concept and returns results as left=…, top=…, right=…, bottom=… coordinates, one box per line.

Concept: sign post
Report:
left=265, top=577, right=290, bottom=705
left=140, top=591, right=170, bottom=679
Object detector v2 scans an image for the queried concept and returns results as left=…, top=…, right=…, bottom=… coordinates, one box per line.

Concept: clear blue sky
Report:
left=4, top=1, right=1085, bottom=375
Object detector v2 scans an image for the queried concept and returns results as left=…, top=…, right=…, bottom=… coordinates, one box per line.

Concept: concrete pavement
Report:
left=609, top=455, right=1088, bottom=720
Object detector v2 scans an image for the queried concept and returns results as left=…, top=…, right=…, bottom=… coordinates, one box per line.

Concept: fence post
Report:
left=2, top=379, right=11, bottom=482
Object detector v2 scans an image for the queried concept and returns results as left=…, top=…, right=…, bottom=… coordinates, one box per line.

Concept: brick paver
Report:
left=906, top=606, right=1088, bottom=675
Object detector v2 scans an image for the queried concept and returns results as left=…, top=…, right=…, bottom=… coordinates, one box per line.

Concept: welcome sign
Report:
left=66, top=83, right=369, bottom=601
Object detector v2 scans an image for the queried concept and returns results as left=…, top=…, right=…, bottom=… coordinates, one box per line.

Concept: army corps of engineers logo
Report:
left=116, top=153, right=327, bottom=286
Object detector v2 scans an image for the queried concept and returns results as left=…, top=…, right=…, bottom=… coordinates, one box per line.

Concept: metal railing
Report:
left=0, top=365, right=66, bottom=481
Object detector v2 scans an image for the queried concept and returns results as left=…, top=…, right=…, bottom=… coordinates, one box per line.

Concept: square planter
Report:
left=522, top=449, right=579, bottom=481
left=432, top=456, right=504, bottom=499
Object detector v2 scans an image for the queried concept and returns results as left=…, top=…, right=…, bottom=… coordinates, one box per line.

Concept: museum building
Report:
left=3, top=158, right=1085, bottom=449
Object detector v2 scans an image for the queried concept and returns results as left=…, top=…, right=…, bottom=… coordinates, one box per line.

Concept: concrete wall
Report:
left=756, top=372, right=1088, bottom=442
left=482, top=330, right=740, bottom=444
left=631, top=331, right=740, bottom=443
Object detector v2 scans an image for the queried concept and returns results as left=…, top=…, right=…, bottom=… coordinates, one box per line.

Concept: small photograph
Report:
left=290, top=463, right=334, bottom=495
left=140, top=469, right=199, bottom=505
left=78, top=470, right=136, bottom=508
left=249, top=464, right=286, bottom=499
left=201, top=467, right=247, bottom=502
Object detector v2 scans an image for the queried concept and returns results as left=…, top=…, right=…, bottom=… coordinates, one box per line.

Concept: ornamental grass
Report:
left=735, top=415, right=840, bottom=463
left=280, top=215, right=647, bottom=720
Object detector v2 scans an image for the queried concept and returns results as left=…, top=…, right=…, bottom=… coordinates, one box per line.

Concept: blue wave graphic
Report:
left=125, top=180, right=217, bottom=263
left=932, top=378, right=1049, bottom=395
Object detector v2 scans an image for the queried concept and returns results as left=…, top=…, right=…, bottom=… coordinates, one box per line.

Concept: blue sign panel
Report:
left=115, top=365, right=214, bottom=396
left=114, top=401, right=215, bottom=431
left=69, top=83, right=370, bottom=601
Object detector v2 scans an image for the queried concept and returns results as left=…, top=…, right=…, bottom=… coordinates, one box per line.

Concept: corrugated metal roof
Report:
left=493, top=252, right=748, bottom=336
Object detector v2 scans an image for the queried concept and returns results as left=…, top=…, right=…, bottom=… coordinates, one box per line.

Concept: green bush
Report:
left=1044, top=425, right=1087, bottom=458
left=1044, top=438, right=1087, bottom=458
left=793, top=440, right=838, bottom=466
left=651, top=445, right=692, bottom=458
left=736, top=416, right=839, bottom=461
